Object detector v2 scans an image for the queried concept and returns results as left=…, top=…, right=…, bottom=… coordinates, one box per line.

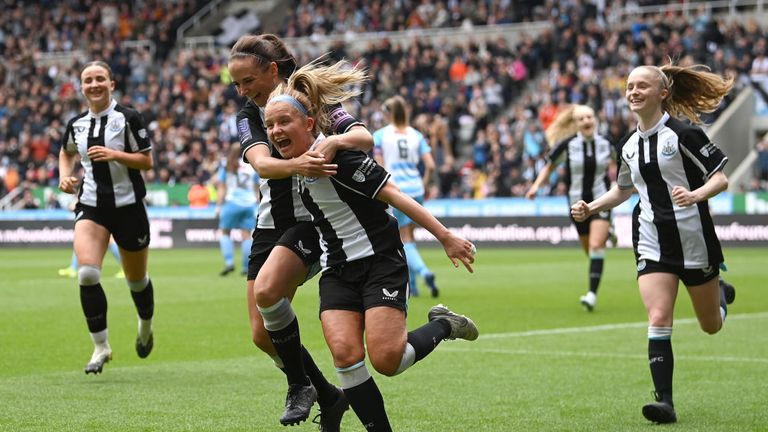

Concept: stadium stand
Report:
left=1, top=0, right=768, bottom=209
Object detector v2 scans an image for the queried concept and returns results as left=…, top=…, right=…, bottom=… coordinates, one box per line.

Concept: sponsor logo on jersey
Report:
left=137, top=235, right=148, bottom=247
left=637, top=259, right=647, bottom=271
left=75, top=126, right=86, bottom=134
left=624, top=150, right=636, bottom=161
left=599, top=210, right=609, bottom=218
left=297, top=240, right=313, bottom=256
left=382, top=288, right=399, bottom=300
left=237, top=118, right=253, bottom=143
left=702, top=266, right=714, bottom=275
left=661, top=140, right=676, bottom=157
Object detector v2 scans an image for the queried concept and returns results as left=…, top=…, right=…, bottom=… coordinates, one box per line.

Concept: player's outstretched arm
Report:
left=377, top=181, right=475, bottom=273
left=571, top=185, right=633, bottom=222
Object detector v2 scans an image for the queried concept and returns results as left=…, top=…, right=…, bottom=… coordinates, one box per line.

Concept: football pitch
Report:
left=1, top=247, right=766, bottom=431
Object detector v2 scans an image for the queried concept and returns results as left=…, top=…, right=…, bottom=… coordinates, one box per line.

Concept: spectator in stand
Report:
left=187, top=175, right=211, bottom=208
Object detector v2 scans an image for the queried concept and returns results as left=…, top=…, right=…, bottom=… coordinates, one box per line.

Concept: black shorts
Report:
left=636, top=259, right=720, bottom=286
left=318, top=248, right=409, bottom=315
left=570, top=209, right=611, bottom=236
left=74, top=202, right=150, bottom=251
left=247, top=222, right=322, bottom=281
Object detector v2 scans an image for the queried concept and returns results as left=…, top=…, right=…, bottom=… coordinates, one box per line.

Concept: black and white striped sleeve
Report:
left=124, top=109, right=152, bottom=153
left=679, top=127, right=727, bottom=179
left=331, top=150, right=390, bottom=199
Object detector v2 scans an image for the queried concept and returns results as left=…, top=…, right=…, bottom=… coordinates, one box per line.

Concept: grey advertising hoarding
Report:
left=2, top=215, right=767, bottom=248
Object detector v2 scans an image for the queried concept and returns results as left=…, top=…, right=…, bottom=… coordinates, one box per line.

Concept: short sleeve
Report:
left=124, top=110, right=151, bottom=153
left=617, top=155, right=633, bottom=189
left=417, top=131, right=431, bottom=155
left=547, top=139, right=569, bottom=166
left=62, top=118, right=78, bottom=153
left=616, top=134, right=634, bottom=189
left=679, top=127, right=728, bottom=178
left=372, top=128, right=383, bottom=157
left=237, top=104, right=269, bottom=162
left=326, top=103, right=364, bottom=135
left=331, top=150, right=391, bottom=199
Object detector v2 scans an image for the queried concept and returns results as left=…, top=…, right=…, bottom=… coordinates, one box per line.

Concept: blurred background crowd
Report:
left=1, top=0, right=768, bottom=209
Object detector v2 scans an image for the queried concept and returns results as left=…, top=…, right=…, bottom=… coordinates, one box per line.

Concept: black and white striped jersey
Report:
left=298, top=135, right=401, bottom=268
left=236, top=100, right=362, bottom=231
left=617, top=112, right=727, bottom=268
left=548, top=132, right=614, bottom=206
left=62, top=99, right=151, bottom=208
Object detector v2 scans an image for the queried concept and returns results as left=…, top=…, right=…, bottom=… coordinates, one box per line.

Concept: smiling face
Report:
left=264, top=101, right=315, bottom=159
left=573, top=105, right=596, bottom=138
left=228, top=57, right=279, bottom=107
left=80, top=64, right=115, bottom=112
left=625, top=66, right=668, bottom=119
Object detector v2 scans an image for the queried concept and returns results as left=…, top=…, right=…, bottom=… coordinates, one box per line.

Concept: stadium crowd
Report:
left=2, top=0, right=768, bottom=207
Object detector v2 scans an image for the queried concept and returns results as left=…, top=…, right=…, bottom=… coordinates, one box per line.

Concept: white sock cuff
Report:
left=648, top=326, right=673, bottom=340
left=336, top=360, right=370, bottom=389
left=393, top=343, right=416, bottom=376
left=258, top=297, right=296, bottom=331
left=589, top=249, right=605, bottom=259
left=127, top=275, right=150, bottom=292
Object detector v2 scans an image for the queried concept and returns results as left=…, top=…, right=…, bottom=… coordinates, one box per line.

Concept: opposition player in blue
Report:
left=373, top=96, right=439, bottom=297
left=215, top=145, right=258, bottom=276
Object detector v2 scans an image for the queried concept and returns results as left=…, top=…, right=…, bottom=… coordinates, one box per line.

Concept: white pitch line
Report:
left=440, top=347, right=768, bottom=364
left=478, top=311, right=768, bottom=340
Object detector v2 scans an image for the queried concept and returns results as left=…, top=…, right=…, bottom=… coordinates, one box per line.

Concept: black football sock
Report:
left=259, top=298, right=309, bottom=387
left=589, top=250, right=604, bottom=294
left=301, top=345, right=337, bottom=406
left=80, top=283, right=107, bottom=333
left=648, top=327, right=674, bottom=405
left=337, top=361, right=391, bottom=431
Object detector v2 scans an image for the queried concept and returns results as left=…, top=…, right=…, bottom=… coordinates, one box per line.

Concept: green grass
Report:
left=1, top=247, right=766, bottom=431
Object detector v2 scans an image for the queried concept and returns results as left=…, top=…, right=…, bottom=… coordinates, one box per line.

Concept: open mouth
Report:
left=273, top=137, right=291, bottom=149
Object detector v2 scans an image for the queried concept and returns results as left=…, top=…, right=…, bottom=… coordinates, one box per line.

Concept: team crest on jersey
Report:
left=304, top=175, right=318, bottom=184
left=108, top=119, right=124, bottom=132
left=661, top=140, right=677, bottom=158
left=138, top=128, right=148, bottom=139
left=352, top=170, right=365, bottom=182
left=637, top=260, right=647, bottom=271
left=700, top=142, right=716, bottom=158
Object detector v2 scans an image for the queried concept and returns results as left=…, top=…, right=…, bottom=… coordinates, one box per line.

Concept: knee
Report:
left=330, top=344, right=365, bottom=370
left=78, top=265, right=101, bottom=286
left=701, top=320, right=723, bottom=335
left=369, top=345, right=405, bottom=377
left=253, top=277, right=283, bottom=307
left=648, top=311, right=673, bottom=328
